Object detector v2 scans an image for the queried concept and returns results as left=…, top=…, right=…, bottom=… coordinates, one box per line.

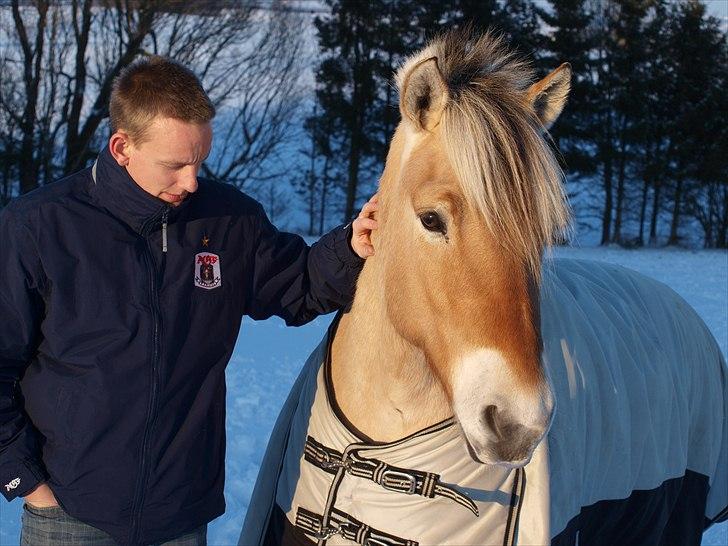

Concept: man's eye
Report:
left=419, top=211, right=446, bottom=234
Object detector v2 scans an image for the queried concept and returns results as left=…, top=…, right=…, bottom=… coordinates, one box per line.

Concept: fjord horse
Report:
left=241, top=30, right=727, bottom=546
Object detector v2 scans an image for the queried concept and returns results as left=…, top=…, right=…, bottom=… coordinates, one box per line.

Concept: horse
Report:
left=240, top=30, right=728, bottom=546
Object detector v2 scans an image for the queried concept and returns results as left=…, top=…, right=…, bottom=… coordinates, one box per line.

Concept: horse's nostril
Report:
left=472, top=405, right=543, bottom=464
left=482, top=404, right=503, bottom=439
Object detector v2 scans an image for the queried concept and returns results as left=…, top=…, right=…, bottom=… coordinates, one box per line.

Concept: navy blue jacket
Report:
left=0, top=147, right=363, bottom=544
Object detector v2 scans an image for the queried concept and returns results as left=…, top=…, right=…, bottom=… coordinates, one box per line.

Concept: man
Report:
left=0, top=56, right=377, bottom=545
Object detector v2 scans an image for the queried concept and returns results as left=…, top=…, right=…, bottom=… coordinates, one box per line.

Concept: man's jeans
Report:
left=20, top=503, right=207, bottom=546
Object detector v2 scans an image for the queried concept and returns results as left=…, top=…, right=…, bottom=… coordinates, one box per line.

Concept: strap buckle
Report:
left=315, top=524, right=340, bottom=540
left=315, top=521, right=353, bottom=541
left=380, top=469, right=417, bottom=495
left=320, top=451, right=349, bottom=470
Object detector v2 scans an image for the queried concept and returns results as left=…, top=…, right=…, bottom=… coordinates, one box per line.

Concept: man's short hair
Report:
left=110, top=55, right=215, bottom=143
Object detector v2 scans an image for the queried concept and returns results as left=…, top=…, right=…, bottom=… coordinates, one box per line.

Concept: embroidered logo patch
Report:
left=194, top=252, right=222, bottom=290
left=5, top=477, right=20, bottom=492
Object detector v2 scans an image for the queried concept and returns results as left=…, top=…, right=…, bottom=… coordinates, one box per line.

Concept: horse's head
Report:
left=374, top=31, right=571, bottom=467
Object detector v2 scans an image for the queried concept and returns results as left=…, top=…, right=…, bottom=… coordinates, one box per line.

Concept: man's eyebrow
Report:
left=160, top=154, right=210, bottom=167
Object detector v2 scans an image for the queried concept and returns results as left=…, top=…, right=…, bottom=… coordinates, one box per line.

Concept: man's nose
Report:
left=179, top=166, right=199, bottom=194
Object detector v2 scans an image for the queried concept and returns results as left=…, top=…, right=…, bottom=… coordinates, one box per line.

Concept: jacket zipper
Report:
left=162, top=209, right=168, bottom=253
left=129, top=207, right=168, bottom=544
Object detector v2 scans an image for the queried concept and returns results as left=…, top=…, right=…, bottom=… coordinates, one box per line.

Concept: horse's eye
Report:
left=420, top=211, right=446, bottom=234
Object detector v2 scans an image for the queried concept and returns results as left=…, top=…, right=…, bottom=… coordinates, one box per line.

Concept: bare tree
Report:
left=0, top=0, right=307, bottom=207
left=9, top=0, right=50, bottom=194
left=197, top=3, right=306, bottom=189
left=686, top=182, right=728, bottom=248
left=0, top=43, right=23, bottom=204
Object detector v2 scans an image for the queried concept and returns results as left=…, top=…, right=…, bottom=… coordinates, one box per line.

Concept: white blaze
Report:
left=452, top=348, right=553, bottom=464
left=399, top=124, right=425, bottom=173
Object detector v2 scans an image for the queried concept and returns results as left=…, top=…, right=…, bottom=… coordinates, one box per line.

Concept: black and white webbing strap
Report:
left=295, top=506, right=418, bottom=546
left=304, top=435, right=479, bottom=517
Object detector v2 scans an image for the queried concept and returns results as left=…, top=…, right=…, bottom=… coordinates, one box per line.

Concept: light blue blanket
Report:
left=239, top=259, right=728, bottom=545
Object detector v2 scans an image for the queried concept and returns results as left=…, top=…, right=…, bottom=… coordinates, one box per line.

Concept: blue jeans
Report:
left=20, top=503, right=207, bottom=546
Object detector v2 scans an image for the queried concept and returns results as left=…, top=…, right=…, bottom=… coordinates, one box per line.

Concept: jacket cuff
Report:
left=0, top=457, right=48, bottom=501
left=334, top=223, right=365, bottom=269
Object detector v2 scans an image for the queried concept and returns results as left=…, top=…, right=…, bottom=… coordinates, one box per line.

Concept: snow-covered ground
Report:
left=1, top=247, right=726, bottom=545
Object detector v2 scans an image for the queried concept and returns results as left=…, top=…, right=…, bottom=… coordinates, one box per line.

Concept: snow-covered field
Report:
left=1, top=247, right=726, bottom=545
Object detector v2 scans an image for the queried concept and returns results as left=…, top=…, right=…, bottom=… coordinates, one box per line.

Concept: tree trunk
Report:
left=612, top=117, right=628, bottom=243
left=381, top=12, right=394, bottom=166
left=319, top=155, right=330, bottom=236
left=702, top=183, right=715, bottom=248
left=638, top=177, right=649, bottom=246
left=601, top=153, right=613, bottom=245
left=63, top=0, right=93, bottom=174
left=63, top=7, right=156, bottom=175
left=649, top=180, right=661, bottom=246
left=345, top=133, right=362, bottom=222
left=345, top=63, right=365, bottom=222
left=612, top=148, right=627, bottom=243
left=1, top=150, right=12, bottom=206
left=13, top=0, right=48, bottom=194
left=718, top=185, right=728, bottom=248
left=307, top=113, right=317, bottom=236
left=597, top=21, right=614, bottom=246
left=307, top=174, right=316, bottom=236
left=667, top=176, right=683, bottom=245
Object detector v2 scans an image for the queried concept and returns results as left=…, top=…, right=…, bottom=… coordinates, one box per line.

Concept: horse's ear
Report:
left=526, top=62, right=571, bottom=130
left=400, top=57, right=449, bottom=132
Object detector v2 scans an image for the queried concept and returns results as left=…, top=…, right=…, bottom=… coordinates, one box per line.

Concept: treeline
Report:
left=1, top=1, right=726, bottom=248
left=296, top=0, right=727, bottom=248
left=0, top=0, right=306, bottom=221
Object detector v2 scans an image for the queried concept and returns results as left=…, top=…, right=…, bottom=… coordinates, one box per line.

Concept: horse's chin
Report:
left=462, top=436, right=534, bottom=468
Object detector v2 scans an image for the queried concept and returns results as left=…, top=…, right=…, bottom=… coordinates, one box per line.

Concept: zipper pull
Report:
left=161, top=209, right=169, bottom=253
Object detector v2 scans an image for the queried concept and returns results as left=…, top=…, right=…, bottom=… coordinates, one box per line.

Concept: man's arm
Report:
left=0, top=206, right=49, bottom=502
left=244, top=196, right=377, bottom=326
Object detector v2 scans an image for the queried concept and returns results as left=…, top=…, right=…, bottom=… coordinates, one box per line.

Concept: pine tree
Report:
left=632, top=0, right=679, bottom=246
left=310, top=0, right=449, bottom=224
left=540, top=0, right=690, bottom=246
left=311, top=0, right=390, bottom=222
left=608, top=0, right=655, bottom=244
left=538, top=0, right=598, bottom=237
left=663, top=0, right=725, bottom=245
left=310, top=0, right=548, bottom=224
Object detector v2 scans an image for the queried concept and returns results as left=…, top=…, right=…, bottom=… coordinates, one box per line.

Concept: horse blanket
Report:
left=239, top=259, right=728, bottom=545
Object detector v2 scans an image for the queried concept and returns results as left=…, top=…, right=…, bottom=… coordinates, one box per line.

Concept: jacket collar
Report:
left=90, top=146, right=189, bottom=234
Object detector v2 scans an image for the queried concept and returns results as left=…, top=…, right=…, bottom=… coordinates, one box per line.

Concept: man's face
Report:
left=111, top=116, right=213, bottom=206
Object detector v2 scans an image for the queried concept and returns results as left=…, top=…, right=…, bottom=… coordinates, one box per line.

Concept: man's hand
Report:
left=350, top=194, right=379, bottom=258
left=23, top=482, right=58, bottom=508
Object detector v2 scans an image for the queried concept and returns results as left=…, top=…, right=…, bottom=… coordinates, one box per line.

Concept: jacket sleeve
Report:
left=244, top=202, right=364, bottom=326
left=0, top=207, right=49, bottom=501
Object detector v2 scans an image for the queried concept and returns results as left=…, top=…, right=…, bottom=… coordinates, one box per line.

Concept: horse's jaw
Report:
left=330, top=260, right=452, bottom=442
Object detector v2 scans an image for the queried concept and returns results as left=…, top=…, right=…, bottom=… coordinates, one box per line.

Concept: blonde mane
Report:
left=396, top=29, right=571, bottom=277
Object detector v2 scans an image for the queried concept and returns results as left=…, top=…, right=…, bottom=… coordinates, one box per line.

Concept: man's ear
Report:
left=526, top=62, right=571, bottom=130
left=109, top=132, right=133, bottom=166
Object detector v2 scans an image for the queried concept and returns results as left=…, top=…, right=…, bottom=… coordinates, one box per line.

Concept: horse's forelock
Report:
left=396, top=29, right=571, bottom=279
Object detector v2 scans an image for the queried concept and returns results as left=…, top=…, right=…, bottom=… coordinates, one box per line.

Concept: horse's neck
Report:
left=330, top=261, right=451, bottom=442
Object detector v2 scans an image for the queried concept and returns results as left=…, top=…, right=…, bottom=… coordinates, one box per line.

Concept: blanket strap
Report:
left=295, top=506, right=418, bottom=546
left=304, top=436, right=479, bottom=517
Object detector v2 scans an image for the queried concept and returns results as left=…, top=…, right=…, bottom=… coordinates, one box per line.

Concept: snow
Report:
left=1, top=246, right=726, bottom=546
